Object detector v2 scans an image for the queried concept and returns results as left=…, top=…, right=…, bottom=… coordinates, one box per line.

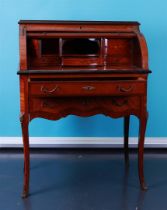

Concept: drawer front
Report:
left=29, top=81, right=146, bottom=97
left=29, top=96, right=141, bottom=120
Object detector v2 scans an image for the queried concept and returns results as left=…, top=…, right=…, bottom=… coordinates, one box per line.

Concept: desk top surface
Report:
left=18, top=20, right=140, bottom=25
left=17, top=69, right=151, bottom=75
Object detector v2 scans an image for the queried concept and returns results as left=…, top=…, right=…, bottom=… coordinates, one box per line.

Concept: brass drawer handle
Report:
left=41, top=85, right=60, bottom=94
left=82, top=85, right=96, bottom=91
left=41, top=100, right=56, bottom=109
left=112, top=98, right=128, bottom=107
left=118, top=85, right=134, bottom=93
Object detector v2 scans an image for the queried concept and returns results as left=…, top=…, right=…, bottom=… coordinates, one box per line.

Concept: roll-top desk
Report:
left=18, top=20, right=151, bottom=198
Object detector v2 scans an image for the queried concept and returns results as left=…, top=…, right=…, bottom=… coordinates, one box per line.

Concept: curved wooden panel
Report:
left=136, top=33, right=149, bottom=69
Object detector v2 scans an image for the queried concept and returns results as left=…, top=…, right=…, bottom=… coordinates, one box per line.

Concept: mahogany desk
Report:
left=17, top=20, right=151, bottom=197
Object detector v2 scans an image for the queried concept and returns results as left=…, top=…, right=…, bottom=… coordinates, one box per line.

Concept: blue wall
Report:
left=0, top=0, right=167, bottom=137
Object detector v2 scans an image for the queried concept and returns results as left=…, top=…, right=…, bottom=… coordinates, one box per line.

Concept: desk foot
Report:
left=22, top=191, right=29, bottom=199
left=141, top=183, right=148, bottom=191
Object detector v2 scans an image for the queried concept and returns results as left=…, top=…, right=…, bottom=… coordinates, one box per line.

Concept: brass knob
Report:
left=82, top=85, right=96, bottom=91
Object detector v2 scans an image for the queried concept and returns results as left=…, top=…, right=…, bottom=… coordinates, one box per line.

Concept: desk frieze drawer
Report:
left=29, top=81, right=146, bottom=97
left=29, top=96, right=141, bottom=120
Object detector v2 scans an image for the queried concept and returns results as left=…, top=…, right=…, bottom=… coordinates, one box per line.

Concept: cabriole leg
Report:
left=20, top=114, right=30, bottom=198
left=138, top=113, right=148, bottom=191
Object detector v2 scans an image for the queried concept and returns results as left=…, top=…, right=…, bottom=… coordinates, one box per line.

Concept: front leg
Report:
left=138, top=113, right=148, bottom=191
left=20, top=113, right=30, bottom=198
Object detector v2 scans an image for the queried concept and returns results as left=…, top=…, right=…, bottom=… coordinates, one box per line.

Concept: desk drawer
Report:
left=29, top=96, right=141, bottom=120
left=29, top=81, right=146, bottom=97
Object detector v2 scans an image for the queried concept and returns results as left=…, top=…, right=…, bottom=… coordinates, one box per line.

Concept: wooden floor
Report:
left=0, top=148, right=166, bottom=210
